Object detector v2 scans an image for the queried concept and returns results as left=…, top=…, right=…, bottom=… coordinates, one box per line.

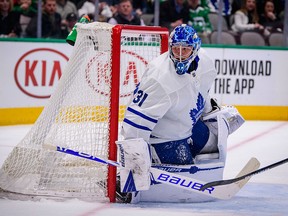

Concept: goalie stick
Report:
left=43, top=144, right=260, bottom=200
left=200, top=157, right=288, bottom=191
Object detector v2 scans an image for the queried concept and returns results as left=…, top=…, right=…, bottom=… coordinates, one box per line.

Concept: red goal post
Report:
left=109, top=24, right=169, bottom=202
left=0, top=22, right=169, bottom=202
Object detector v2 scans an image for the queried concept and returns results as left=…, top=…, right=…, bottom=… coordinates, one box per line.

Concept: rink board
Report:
left=0, top=40, right=287, bottom=125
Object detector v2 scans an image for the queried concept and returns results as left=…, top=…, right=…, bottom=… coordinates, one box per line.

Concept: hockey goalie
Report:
left=116, top=24, right=245, bottom=203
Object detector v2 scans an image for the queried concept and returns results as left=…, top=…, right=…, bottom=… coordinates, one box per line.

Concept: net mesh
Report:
left=0, top=22, right=167, bottom=201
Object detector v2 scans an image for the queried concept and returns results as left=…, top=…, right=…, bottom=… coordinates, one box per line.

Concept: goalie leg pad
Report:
left=116, top=138, right=151, bottom=192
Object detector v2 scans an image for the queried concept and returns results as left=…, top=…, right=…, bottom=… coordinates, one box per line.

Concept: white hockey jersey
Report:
left=121, top=48, right=217, bottom=144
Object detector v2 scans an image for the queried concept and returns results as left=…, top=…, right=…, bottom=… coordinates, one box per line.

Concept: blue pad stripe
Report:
left=123, top=170, right=137, bottom=192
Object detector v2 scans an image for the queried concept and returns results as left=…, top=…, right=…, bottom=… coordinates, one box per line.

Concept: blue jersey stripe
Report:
left=127, top=107, right=158, bottom=123
left=123, top=118, right=152, bottom=131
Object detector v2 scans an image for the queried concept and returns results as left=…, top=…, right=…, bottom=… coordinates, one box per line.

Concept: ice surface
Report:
left=0, top=121, right=287, bottom=216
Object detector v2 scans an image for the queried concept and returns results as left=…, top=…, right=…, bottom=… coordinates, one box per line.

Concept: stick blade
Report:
left=203, top=157, right=261, bottom=200
left=235, top=157, right=260, bottom=188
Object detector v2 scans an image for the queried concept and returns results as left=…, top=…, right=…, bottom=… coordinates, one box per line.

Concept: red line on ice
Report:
left=228, top=121, right=288, bottom=151
left=78, top=203, right=111, bottom=216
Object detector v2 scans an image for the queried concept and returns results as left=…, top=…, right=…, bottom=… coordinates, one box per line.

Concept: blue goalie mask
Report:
left=169, top=24, right=201, bottom=75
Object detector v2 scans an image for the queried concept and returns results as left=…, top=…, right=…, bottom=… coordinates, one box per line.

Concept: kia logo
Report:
left=14, top=48, right=69, bottom=99
left=86, top=49, right=148, bottom=98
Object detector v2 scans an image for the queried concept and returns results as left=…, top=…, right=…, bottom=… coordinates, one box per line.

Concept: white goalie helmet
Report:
left=169, top=24, right=201, bottom=75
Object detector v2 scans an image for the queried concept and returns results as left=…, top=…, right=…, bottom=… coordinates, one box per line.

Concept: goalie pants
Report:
left=151, top=120, right=209, bottom=165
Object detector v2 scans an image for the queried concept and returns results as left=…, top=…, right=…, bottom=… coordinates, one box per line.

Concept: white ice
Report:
left=0, top=121, right=287, bottom=216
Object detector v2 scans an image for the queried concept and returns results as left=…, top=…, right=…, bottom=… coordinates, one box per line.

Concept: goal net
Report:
left=0, top=22, right=169, bottom=202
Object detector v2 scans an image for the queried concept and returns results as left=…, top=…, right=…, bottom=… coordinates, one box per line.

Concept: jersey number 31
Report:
left=133, top=89, right=148, bottom=107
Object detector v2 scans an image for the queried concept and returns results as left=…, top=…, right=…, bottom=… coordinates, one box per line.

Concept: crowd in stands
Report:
left=0, top=0, right=285, bottom=46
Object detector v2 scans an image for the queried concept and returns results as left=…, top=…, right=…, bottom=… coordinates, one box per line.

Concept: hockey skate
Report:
left=115, top=176, right=132, bottom=203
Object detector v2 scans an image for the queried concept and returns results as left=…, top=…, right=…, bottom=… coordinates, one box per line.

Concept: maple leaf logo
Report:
left=189, top=93, right=205, bottom=126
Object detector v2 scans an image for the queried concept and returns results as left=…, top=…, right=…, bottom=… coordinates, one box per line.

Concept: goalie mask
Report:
left=169, top=24, right=201, bottom=75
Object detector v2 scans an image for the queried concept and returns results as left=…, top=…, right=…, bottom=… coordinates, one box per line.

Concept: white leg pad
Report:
left=138, top=161, right=225, bottom=203
left=135, top=115, right=230, bottom=203
left=116, top=138, right=151, bottom=192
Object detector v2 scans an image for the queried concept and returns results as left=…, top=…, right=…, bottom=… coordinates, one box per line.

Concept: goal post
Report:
left=108, top=24, right=169, bottom=202
left=0, top=22, right=169, bottom=202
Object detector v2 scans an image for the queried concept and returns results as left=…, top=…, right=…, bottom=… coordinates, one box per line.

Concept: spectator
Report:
left=101, top=0, right=118, bottom=6
left=231, top=0, right=242, bottom=14
left=206, top=0, right=231, bottom=16
left=256, top=0, right=284, bottom=17
left=159, top=0, right=189, bottom=32
left=60, top=12, right=77, bottom=38
left=277, top=0, right=285, bottom=22
left=132, top=0, right=147, bottom=16
left=12, top=0, right=37, bottom=37
left=231, top=0, right=264, bottom=33
left=26, top=0, right=62, bottom=38
left=207, top=0, right=232, bottom=16
left=100, top=0, right=118, bottom=16
left=206, top=0, right=232, bottom=27
left=198, top=1, right=211, bottom=14
left=145, top=0, right=154, bottom=14
left=108, top=0, right=145, bottom=25
left=187, top=0, right=212, bottom=44
left=13, top=0, right=36, bottom=15
left=259, top=0, right=283, bottom=35
left=78, top=0, right=113, bottom=22
left=0, top=0, right=21, bottom=37
left=56, top=0, right=77, bottom=21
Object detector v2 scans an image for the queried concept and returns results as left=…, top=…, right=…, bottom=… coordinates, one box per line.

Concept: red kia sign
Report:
left=14, top=48, right=69, bottom=99
left=85, top=50, right=148, bottom=98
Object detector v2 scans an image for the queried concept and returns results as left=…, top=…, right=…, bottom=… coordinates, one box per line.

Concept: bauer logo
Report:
left=85, top=49, right=148, bottom=98
left=156, top=173, right=215, bottom=195
left=14, top=48, right=69, bottom=99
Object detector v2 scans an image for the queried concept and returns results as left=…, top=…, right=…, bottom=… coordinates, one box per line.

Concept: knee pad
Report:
left=191, top=120, right=210, bottom=157
left=151, top=138, right=193, bottom=165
